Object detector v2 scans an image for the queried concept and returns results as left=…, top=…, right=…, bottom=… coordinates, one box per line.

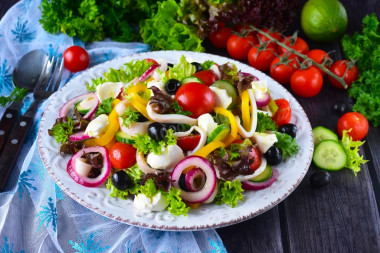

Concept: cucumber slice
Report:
left=211, top=80, right=238, bottom=108
left=75, top=97, right=97, bottom=114
left=115, top=131, right=135, bottom=144
left=206, top=124, right=230, bottom=144
left=312, top=126, right=339, bottom=146
left=312, top=140, right=347, bottom=171
left=251, top=164, right=272, bottom=182
left=181, top=76, right=203, bottom=84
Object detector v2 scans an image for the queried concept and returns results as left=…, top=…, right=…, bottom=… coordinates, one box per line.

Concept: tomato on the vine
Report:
left=278, top=36, right=309, bottom=55
left=109, top=142, right=137, bottom=169
left=249, top=147, right=262, bottom=172
left=63, top=45, right=89, bottom=73
left=192, top=70, right=218, bottom=86
left=247, top=44, right=276, bottom=72
left=257, top=28, right=283, bottom=48
left=177, top=135, right=201, bottom=151
left=290, top=66, right=323, bottom=98
left=227, top=34, right=256, bottom=60
left=209, top=23, right=233, bottom=49
left=328, top=60, right=359, bottom=89
left=272, top=99, right=292, bottom=127
left=270, top=53, right=299, bottom=85
left=175, top=82, right=215, bottom=118
left=306, top=49, right=331, bottom=77
left=337, top=112, right=369, bottom=141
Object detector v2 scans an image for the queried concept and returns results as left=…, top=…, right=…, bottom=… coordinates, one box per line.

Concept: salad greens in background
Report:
left=341, top=14, right=380, bottom=127
left=38, top=0, right=299, bottom=52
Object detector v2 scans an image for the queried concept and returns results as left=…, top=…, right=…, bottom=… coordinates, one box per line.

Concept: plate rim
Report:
left=38, top=50, right=314, bottom=231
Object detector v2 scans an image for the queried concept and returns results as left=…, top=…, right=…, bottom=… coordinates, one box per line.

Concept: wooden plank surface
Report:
left=0, top=0, right=379, bottom=252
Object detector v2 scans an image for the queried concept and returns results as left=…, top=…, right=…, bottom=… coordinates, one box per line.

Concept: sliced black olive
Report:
left=136, top=113, right=148, bottom=122
left=264, top=145, right=282, bottom=166
left=178, top=174, right=189, bottom=191
left=278, top=124, right=297, bottom=138
left=164, top=123, right=179, bottom=132
left=191, top=62, right=203, bottom=72
left=167, top=63, right=174, bottom=69
left=309, top=170, right=331, bottom=188
left=165, top=79, right=181, bottom=95
left=112, top=170, right=132, bottom=191
left=147, top=122, right=167, bottom=141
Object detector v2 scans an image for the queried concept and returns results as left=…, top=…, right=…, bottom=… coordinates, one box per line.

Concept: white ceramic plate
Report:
left=38, top=51, right=314, bottom=231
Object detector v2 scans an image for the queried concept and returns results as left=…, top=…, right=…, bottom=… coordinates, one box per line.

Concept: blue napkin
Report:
left=0, top=1, right=227, bottom=252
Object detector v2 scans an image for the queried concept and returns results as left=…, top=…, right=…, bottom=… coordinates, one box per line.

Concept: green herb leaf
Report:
left=132, top=128, right=177, bottom=155
left=96, top=98, right=114, bottom=116
left=275, top=132, right=300, bottom=159
left=340, top=130, right=368, bottom=176
left=172, top=101, right=192, bottom=116
left=48, top=117, right=75, bottom=143
left=214, top=180, right=244, bottom=208
left=120, top=106, right=140, bottom=127
left=0, top=87, right=28, bottom=107
left=256, top=112, right=278, bottom=133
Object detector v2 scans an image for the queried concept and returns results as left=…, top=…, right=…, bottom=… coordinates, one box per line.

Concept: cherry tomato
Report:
left=306, top=49, right=331, bottom=77
left=177, top=134, right=201, bottom=151
left=249, top=146, right=262, bottom=172
left=63, top=45, right=89, bottom=73
left=278, top=36, right=309, bottom=55
left=328, top=60, right=359, bottom=89
left=175, top=82, right=215, bottom=118
left=109, top=142, right=137, bottom=169
left=145, top=58, right=158, bottom=65
left=272, top=99, right=291, bottom=127
left=247, top=44, right=276, bottom=72
left=256, top=28, right=283, bottom=49
left=192, top=70, right=218, bottom=86
left=337, top=112, right=369, bottom=141
left=270, top=53, right=299, bottom=85
left=233, top=24, right=256, bottom=37
left=209, top=23, right=233, bottom=49
left=290, top=66, right=323, bottom=98
left=227, top=34, right=257, bottom=60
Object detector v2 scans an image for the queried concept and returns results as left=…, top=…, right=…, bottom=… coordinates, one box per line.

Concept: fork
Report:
left=0, top=55, right=64, bottom=191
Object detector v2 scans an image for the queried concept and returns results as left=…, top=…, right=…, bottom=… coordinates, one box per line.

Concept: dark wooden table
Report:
left=1, top=0, right=379, bottom=252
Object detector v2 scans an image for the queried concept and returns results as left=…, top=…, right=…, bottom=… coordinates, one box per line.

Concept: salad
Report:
left=48, top=55, right=300, bottom=216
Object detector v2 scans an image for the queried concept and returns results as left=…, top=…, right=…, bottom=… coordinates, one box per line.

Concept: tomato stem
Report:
left=249, top=26, right=348, bottom=89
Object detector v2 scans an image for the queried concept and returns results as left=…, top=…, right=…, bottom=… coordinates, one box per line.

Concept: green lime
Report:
left=301, top=0, right=348, bottom=42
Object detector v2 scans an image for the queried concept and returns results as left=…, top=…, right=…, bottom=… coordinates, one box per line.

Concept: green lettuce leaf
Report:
left=162, top=55, right=196, bottom=83
left=340, top=130, right=369, bottom=176
left=275, top=132, right=300, bottom=159
left=166, top=187, right=190, bottom=216
left=132, top=129, right=177, bottom=155
left=214, top=180, right=244, bottom=208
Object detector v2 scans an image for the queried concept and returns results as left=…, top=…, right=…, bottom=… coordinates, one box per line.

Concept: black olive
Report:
left=278, top=124, right=297, bottom=138
left=333, top=102, right=350, bottom=114
left=164, top=123, right=179, bottom=132
left=112, top=170, right=132, bottom=191
left=178, top=174, right=189, bottom=191
left=136, top=113, right=148, bottom=122
left=191, top=62, right=203, bottom=72
left=309, top=170, right=331, bottom=188
left=167, top=63, right=174, bottom=69
left=165, top=79, right=181, bottom=95
left=147, top=122, right=167, bottom=141
left=264, top=145, right=282, bottom=166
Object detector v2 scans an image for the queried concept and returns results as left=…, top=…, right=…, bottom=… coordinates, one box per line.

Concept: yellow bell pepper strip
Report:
left=104, top=137, right=116, bottom=150
left=241, top=90, right=251, bottom=131
left=223, top=134, right=241, bottom=147
left=214, top=107, right=237, bottom=138
left=193, top=140, right=226, bottom=158
left=84, top=100, right=121, bottom=147
left=186, top=202, right=200, bottom=209
left=127, top=84, right=149, bottom=105
left=130, top=99, right=152, bottom=121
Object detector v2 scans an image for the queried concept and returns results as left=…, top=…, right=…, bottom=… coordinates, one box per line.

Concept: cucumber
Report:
left=312, top=140, right=347, bottom=171
left=115, top=131, right=135, bottom=144
left=211, top=80, right=238, bottom=108
left=181, top=76, right=203, bottom=84
left=251, top=164, right=272, bottom=182
left=75, top=97, right=97, bottom=114
left=312, top=126, right=339, bottom=146
left=206, top=124, right=230, bottom=144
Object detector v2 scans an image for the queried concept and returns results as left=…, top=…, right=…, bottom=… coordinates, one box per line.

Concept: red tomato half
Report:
left=145, top=58, right=158, bottom=65
left=247, top=44, right=276, bottom=72
left=177, top=135, right=201, bottom=151
left=328, top=60, right=359, bottom=89
left=227, top=34, right=257, bottom=60
left=337, top=112, right=369, bottom=141
left=192, top=70, right=218, bottom=86
left=290, top=66, right=323, bottom=98
left=175, top=82, right=215, bottom=118
left=109, top=142, right=137, bottom=169
left=278, top=36, right=309, bottom=55
left=63, top=46, right=89, bottom=73
left=209, top=23, right=233, bottom=49
left=249, top=146, right=262, bottom=172
left=272, top=99, right=291, bottom=127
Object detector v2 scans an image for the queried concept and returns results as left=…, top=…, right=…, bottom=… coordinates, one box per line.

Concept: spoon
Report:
left=0, top=50, right=48, bottom=152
